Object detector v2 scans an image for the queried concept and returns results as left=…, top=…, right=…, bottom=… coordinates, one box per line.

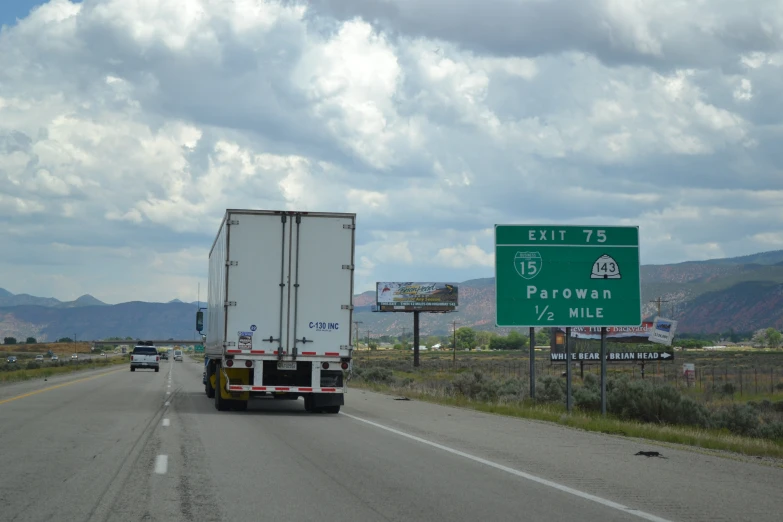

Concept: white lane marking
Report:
left=162, top=418, right=170, bottom=427
left=341, top=413, right=672, bottom=522
left=166, top=391, right=170, bottom=395
left=154, top=455, right=168, bottom=474
left=165, top=402, right=170, bottom=407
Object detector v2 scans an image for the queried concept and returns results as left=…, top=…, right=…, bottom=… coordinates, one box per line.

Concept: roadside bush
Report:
left=453, top=371, right=486, bottom=399
left=711, top=404, right=759, bottom=436
left=26, top=361, right=41, bottom=370
left=755, top=422, right=783, bottom=440
left=776, top=383, right=783, bottom=391
left=395, top=377, right=415, bottom=388
left=360, top=367, right=394, bottom=385
left=606, top=376, right=710, bottom=428
left=536, top=375, right=565, bottom=403
left=720, top=383, right=736, bottom=396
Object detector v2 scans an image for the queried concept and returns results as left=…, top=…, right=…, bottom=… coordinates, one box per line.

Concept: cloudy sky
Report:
left=1, top=0, right=782, bottom=304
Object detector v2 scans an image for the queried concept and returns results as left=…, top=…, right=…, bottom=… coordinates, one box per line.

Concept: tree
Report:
left=57, top=337, right=73, bottom=343
left=369, top=341, right=378, bottom=351
left=535, top=328, right=550, bottom=346
left=25, top=337, right=37, bottom=344
left=489, top=331, right=528, bottom=350
left=456, top=327, right=477, bottom=351
left=474, top=330, right=494, bottom=350
left=424, top=336, right=441, bottom=348
left=3, top=337, right=17, bottom=345
left=764, top=328, right=782, bottom=348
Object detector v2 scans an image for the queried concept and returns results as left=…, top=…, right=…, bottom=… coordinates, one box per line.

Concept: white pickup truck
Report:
left=130, top=343, right=160, bottom=372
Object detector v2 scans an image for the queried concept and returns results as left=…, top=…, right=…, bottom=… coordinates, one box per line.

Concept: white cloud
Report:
left=0, top=0, right=782, bottom=303
left=435, top=244, right=493, bottom=268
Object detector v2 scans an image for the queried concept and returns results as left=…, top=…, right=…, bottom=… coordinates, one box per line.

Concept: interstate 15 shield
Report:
left=514, top=251, right=542, bottom=280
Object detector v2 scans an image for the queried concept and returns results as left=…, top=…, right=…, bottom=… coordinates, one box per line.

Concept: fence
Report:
left=353, top=352, right=783, bottom=400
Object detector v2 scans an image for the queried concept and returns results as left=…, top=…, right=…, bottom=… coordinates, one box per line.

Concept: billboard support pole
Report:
left=529, top=327, right=536, bottom=400
left=413, top=311, right=420, bottom=368
left=600, top=326, right=607, bottom=415
left=565, top=327, right=572, bottom=413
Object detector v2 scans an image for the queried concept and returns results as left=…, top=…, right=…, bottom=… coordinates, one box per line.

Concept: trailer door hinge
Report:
left=227, top=219, right=239, bottom=226
left=224, top=301, right=237, bottom=306
left=342, top=224, right=355, bottom=229
left=340, top=345, right=351, bottom=350
left=223, top=342, right=236, bottom=347
left=341, top=305, right=354, bottom=310
left=226, top=260, right=238, bottom=266
left=342, top=264, right=354, bottom=270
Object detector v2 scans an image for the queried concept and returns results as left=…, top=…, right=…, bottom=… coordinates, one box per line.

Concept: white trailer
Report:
left=197, top=209, right=355, bottom=413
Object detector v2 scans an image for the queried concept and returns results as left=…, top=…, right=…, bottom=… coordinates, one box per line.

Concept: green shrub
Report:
left=360, top=367, right=394, bottom=385
left=26, top=361, right=41, bottom=370
left=711, top=404, right=759, bottom=436
left=536, top=375, right=565, bottom=403
left=606, top=376, right=710, bottom=428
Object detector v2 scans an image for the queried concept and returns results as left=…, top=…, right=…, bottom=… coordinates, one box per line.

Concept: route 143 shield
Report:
left=514, top=252, right=542, bottom=280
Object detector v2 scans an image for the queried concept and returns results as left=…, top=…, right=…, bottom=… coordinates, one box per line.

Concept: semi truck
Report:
left=197, top=209, right=356, bottom=413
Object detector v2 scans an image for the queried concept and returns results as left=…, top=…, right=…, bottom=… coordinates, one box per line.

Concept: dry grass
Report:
left=0, top=342, right=94, bottom=355
left=352, top=380, right=783, bottom=459
left=0, top=356, right=127, bottom=383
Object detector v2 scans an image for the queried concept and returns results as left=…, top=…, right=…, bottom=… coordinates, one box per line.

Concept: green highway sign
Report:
left=495, top=225, right=641, bottom=327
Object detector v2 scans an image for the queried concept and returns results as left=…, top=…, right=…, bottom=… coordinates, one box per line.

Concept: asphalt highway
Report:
left=0, top=358, right=781, bottom=522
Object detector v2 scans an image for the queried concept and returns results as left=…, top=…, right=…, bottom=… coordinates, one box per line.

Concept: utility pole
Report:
left=402, top=327, right=407, bottom=348
left=366, top=330, right=371, bottom=351
left=353, top=321, right=363, bottom=350
left=649, top=296, right=672, bottom=317
left=451, top=321, right=460, bottom=365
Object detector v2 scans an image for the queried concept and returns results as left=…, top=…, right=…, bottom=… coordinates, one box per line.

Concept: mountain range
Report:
left=3, top=249, right=783, bottom=341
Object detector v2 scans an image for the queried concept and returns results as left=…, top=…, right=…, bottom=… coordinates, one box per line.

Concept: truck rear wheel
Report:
left=205, top=362, right=215, bottom=398
left=214, top=367, right=229, bottom=412
left=130, top=367, right=135, bottom=372
left=324, top=405, right=340, bottom=414
left=232, top=401, right=248, bottom=412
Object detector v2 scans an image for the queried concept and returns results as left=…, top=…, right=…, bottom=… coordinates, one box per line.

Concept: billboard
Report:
left=567, top=323, right=654, bottom=343
left=376, top=282, right=458, bottom=312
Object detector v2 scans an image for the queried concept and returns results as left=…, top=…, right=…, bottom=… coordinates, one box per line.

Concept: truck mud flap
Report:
left=220, top=367, right=250, bottom=401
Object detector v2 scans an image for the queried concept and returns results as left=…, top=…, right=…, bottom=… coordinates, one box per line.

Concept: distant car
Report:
left=35, top=355, right=44, bottom=363
left=130, top=344, right=159, bottom=372
left=51, top=355, right=59, bottom=361
left=174, top=350, right=183, bottom=362
left=71, top=354, right=79, bottom=360
left=100, top=352, right=106, bottom=357
left=160, top=351, right=169, bottom=360
left=6, top=356, right=17, bottom=364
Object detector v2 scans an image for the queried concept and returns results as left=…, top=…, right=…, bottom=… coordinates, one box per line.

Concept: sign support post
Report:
left=413, top=311, right=420, bottom=368
left=565, top=327, right=572, bottom=413
left=600, top=326, right=607, bottom=415
left=529, top=327, right=536, bottom=400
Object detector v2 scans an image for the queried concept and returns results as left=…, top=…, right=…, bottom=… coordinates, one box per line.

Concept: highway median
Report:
left=0, top=356, right=128, bottom=384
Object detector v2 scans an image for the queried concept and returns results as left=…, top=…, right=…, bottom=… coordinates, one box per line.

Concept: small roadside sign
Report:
left=649, top=316, right=677, bottom=346
left=550, top=351, right=674, bottom=362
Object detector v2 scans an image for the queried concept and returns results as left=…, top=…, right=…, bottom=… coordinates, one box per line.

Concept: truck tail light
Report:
left=341, top=362, right=349, bottom=370
left=156, top=356, right=160, bottom=361
left=245, top=360, right=252, bottom=368
left=226, top=359, right=234, bottom=367
left=321, top=362, right=330, bottom=370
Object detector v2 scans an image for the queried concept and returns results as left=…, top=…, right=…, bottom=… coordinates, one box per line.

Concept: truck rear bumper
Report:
left=226, top=385, right=345, bottom=393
